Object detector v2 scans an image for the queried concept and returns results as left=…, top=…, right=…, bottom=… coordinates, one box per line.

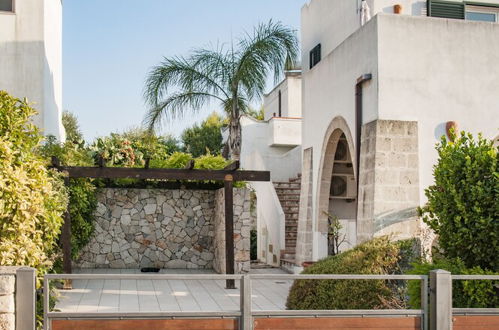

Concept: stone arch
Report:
left=316, top=116, right=356, bottom=236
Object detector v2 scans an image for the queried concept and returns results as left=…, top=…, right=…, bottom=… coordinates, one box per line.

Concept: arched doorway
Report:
left=316, top=117, right=357, bottom=256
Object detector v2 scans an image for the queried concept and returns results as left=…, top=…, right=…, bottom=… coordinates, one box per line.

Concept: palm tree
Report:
left=143, top=20, right=298, bottom=160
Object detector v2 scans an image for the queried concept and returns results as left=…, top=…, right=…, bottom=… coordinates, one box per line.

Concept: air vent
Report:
left=330, top=175, right=356, bottom=198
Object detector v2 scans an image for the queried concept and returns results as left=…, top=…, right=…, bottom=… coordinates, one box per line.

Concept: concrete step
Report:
left=282, top=206, right=299, bottom=213
left=274, top=182, right=301, bottom=189
left=276, top=193, right=301, bottom=200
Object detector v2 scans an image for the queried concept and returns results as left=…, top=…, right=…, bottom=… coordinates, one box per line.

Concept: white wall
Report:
left=263, top=74, right=302, bottom=120
left=301, top=10, right=379, bottom=258
left=0, top=0, right=64, bottom=140
left=301, top=2, right=499, bottom=260
left=240, top=116, right=302, bottom=182
left=377, top=13, right=499, bottom=203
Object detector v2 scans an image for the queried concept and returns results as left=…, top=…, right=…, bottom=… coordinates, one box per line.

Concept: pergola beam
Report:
left=54, top=166, right=269, bottom=182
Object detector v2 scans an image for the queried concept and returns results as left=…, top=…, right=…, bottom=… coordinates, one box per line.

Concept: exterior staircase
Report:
left=273, top=174, right=301, bottom=271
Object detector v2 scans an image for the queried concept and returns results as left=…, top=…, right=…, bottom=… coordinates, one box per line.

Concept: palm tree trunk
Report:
left=228, top=90, right=242, bottom=161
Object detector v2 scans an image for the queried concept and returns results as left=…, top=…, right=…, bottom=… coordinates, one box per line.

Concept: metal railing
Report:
left=44, top=273, right=428, bottom=330
left=451, top=274, right=499, bottom=316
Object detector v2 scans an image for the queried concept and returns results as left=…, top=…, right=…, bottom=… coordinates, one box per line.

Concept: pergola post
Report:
left=224, top=174, right=235, bottom=289
left=62, top=177, right=73, bottom=289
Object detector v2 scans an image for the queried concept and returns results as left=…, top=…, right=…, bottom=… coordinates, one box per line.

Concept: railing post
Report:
left=240, top=275, right=252, bottom=330
left=43, top=276, right=49, bottom=330
left=429, top=269, right=452, bottom=330
left=16, top=267, right=36, bottom=330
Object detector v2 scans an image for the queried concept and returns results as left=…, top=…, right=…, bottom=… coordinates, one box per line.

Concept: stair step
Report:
left=274, top=182, right=301, bottom=189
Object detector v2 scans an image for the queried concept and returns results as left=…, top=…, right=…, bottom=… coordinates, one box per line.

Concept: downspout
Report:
left=355, top=74, right=372, bottom=196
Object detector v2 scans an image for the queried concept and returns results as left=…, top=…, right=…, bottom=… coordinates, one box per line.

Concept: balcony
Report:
left=268, top=117, right=302, bottom=147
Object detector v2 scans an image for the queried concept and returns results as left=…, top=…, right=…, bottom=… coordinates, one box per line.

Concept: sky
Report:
left=63, top=0, right=306, bottom=141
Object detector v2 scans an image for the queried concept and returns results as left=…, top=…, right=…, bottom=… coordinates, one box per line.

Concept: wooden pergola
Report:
left=51, top=157, right=270, bottom=288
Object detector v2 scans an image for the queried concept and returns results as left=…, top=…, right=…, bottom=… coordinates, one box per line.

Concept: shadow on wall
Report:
left=0, top=41, right=63, bottom=139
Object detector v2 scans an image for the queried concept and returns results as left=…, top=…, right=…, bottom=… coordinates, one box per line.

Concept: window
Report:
left=278, top=90, right=282, bottom=117
left=0, top=0, right=13, bottom=12
left=466, top=5, right=499, bottom=22
left=309, top=44, right=321, bottom=69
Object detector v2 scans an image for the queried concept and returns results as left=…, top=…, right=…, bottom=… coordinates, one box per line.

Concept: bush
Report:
left=286, top=237, right=417, bottom=310
left=419, top=132, right=498, bottom=270
left=181, top=112, right=224, bottom=157
left=0, top=91, right=68, bottom=275
left=407, top=258, right=498, bottom=308
left=40, top=127, right=97, bottom=260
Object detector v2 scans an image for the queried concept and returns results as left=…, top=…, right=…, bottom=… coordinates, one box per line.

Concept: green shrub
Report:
left=408, top=258, right=498, bottom=308
left=286, top=237, right=417, bottom=310
left=181, top=112, right=224, bottom=157
left=0, top=91, right=68, bottom=275
left=152, top=151, right=193, bottom=169
left=194, top=153, right=229, bottom=170
left=419, top=132, right=498, bottom=270
left=40, top=127, right=98, bottom=260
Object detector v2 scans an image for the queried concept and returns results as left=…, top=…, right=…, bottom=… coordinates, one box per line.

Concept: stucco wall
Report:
left=301, top=8, right=499, bottom=261
left=0, top=0, right=64, bottom=140
left=76, top=188, right=250, bottom=272
left=377, top=13, right=499, bottom=203
left=301, top=14, right=379, bottom=259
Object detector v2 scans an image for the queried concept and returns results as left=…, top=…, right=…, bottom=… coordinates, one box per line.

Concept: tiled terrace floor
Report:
left=54, top=268, right=292, bottom=313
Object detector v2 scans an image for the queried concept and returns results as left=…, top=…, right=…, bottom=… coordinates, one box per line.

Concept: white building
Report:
left=294, top=0, right=499, bottom=269
left=236, top=71, right=303, bottom=267
left=0, top=0, right=65, bottom=140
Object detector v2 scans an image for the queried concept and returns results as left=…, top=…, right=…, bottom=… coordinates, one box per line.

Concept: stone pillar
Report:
left=213, top=188, right=252, bottom=274
left=0, top=266, right=36, bottom=330
left=295, top=147, right=314, bottom=266
left=357, top=120, right=420, bottom=242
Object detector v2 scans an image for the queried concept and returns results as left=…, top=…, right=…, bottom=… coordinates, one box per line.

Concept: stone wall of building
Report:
left=357, top=120, right=420, bottom=242
left=213, top=188, right=252, bottom=273
left=0, top=271, right=15, bottom=330
left=76, top=188, right=251, bottom=272
left=295, top=147, right=314, bottom=266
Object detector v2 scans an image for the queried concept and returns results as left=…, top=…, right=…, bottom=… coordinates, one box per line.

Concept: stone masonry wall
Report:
left=0, top=270, right=15, bottom=330
left=77, top=189, right=216, bottom=269
left=357, top=120, right=420, bottom=242
left=213, top=188, right=252, bottom=273
left=76, top=188, right=251, bottom=272
left=295, top=147, right=314, bottom=266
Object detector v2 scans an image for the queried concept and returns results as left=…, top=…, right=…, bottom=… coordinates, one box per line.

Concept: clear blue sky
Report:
left=63, top=0, right=306, bottom=141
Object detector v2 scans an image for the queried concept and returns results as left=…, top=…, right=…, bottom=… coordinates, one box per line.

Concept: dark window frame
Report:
left=278, top=90, right=282, bottom=117
left=0, top=0, right=14, bottom=13
left=309, top=44, right=321, bottom=69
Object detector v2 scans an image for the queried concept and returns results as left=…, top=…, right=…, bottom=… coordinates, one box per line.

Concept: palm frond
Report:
left=235, top=20, right=299, bottom=100
left=143, top=56, right=228, bottom=108
left=143, top=91, right=225, bottom=132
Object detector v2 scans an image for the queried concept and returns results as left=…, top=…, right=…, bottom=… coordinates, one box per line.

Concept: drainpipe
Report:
left=355, top=74, right=372, bottom=195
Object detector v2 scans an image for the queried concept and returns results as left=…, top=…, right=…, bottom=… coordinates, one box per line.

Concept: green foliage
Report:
left=286, top=237, right=417, bottom=310
left=40, top=117, right=98, bottom=261
left=89, top=128, right=180, bottom=167
left=246, top=106, right=265, bottom=120
left=62, top=111, right=84, bottom=143
left=194, top=153, right=229, bottom=170
left=0, top=91, right=68, bottom=275
left=152, top=151, right=193, bottom=169
left=181, top=112, right=224, bottom=157
left=68, top=179, right=97, bottom=258
left=407, top=258, right=498, bottom=308
left=419, top=132, right=498, bottom=270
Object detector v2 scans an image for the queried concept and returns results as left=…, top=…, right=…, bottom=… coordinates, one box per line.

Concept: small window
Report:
left=278, top=90, right=282, bottom=117
left=466, top=6, right=499, bottom=22
left=0, top=0, right=13, bottom=12
left=309, top=44, right=321, bottom=69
